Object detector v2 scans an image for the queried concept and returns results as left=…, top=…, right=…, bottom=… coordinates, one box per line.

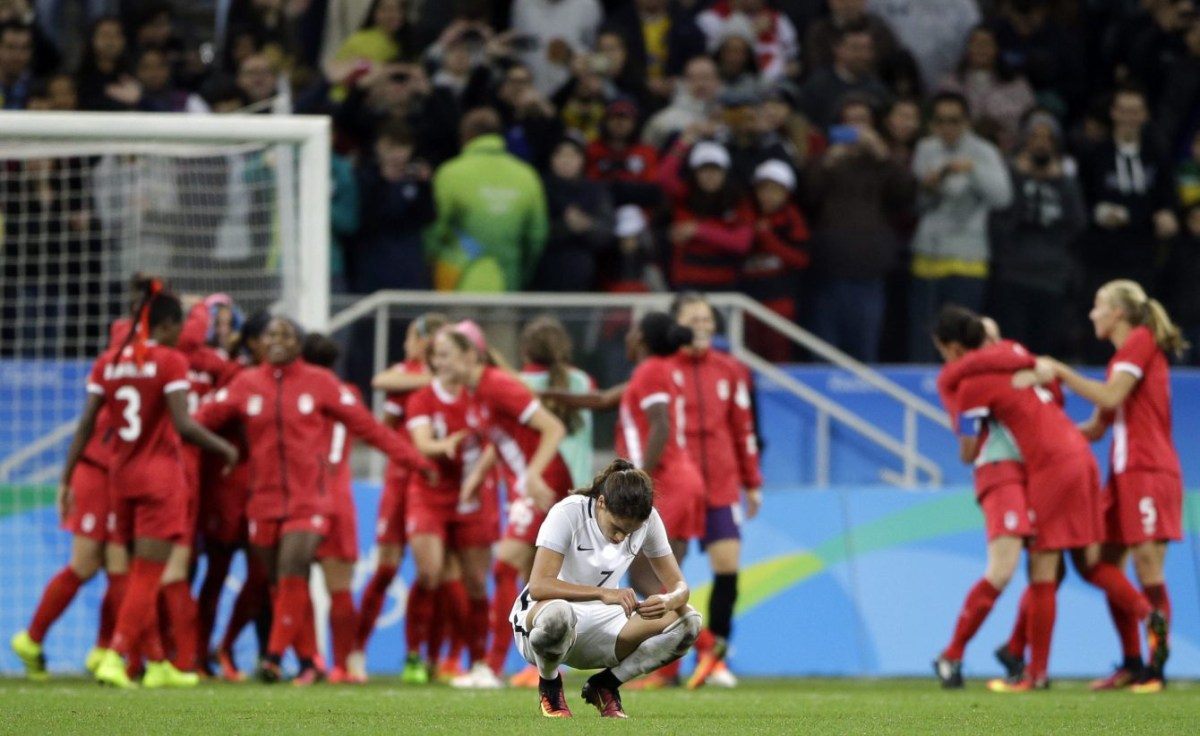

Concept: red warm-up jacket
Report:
left=197, top=359, right=428, bottom=521
left=670, top=349, right=763, bottom=507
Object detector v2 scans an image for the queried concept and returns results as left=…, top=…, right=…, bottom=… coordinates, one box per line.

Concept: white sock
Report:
left=528, top=600, right=576, bottom=680
left=611, top=610, right=702, bottom=683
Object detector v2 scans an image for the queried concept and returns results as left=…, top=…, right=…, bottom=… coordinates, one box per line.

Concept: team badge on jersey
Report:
left=717, top=379, right=730, bottom=401
left=298, top=393, right=315, bottom=414
left=247, top=395, right=262, bottom=416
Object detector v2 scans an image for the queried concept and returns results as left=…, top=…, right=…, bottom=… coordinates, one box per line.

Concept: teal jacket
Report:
left=427, top=134, right=548, bottom=292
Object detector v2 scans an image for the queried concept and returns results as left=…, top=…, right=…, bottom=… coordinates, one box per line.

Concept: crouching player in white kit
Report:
left=510, top=459, right=702, bottom=718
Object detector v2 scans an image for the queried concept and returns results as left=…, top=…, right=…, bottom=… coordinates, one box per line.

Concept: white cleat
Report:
left=346, top=650, right=368, bottom=683
left=450, top=662, right=504, bottom=689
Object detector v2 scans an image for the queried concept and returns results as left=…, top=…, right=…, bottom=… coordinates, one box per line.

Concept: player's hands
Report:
left=601, top=587, right=639, bottom=617
left=459, top=466, right=484, bottom=510
left=441, top=429, right=469, bottom=458
left=745, top=488, right=762, bottom=519
left=634, top=593, right=672, bottom=620
left=419, top=460, right=441, bottom=487
left=1033, top=356, right=1061, bottom=383
left=56, top=482, right=72, bottom=524
left=526, top=472, right=556, bottom=511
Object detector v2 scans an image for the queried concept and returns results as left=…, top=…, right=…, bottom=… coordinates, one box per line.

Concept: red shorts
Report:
left=1026, top=457, right=1103, bottom=552
left=200, top=461, right=250, bottom=545
left=653, top=465, right=706, bottom=541
left=374, top=471, right=409, bottom=546
left=316, top=504, right=358, bottom=561
left=107, top=491, right=187, bottom=545
left=410, top=492, right=500, bottom=550
left=1104, top=470, right=1183, bottom=545
left=65, top=461, right=109, bottom=541
left=247, top=514, right=328, bottom=549
left=978, top=481, right=1033, bottom=541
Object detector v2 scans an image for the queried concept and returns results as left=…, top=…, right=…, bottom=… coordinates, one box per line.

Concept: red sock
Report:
left=28, top=567, right=86, bottom=643
left=486, top=561, right=520, bottom=673
left=97, top=572, right=128, bottom=648
left=111, top=558, right=166, bottom=660
left=1006, top=587, right=1031, bottom=658
left=295, top=591, right=317, bottom=662
left=161, top=580, right=198, bottom=672
left=467, top=595, right=490, bottom=665
left=196, top=547, right=233, bottom=662
left=429, top=582, right=454, bottom=662
left=329, top=591, right=357, bottom=670
left=220, top=558, right=267, bottom=654
left=405, top=585, right=436, bottom=657
left=1084, top=563, right=1151, bottom=620
left=443, top=580, right=469, bottom=663
left=267, top=576, right=309, bottom=658
left=694, top=628, right=716, bottom=654
left=1107, top=594, right=1142, bottom=659
left=356, top=564, right=397, bottom=650
left=1143, top=583, right=1170, bottom=623
left=1027, top=581, right=1057, bottom=681
left=943, top=579, right=1001, bottom=660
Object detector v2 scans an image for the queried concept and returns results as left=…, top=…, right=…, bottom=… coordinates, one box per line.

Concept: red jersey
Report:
left=669, top=349, right=762, bottom=506
left=197, top=359, right=427, bottom=521
left=1102, top=326, right=1181, bottom=477
left=470, top=365, right=572, bottom=496
left=87, top=342, right=190, bottom=497
left=382, top=358, right=427, bottom=486
left=79, top=321, right=138, bottom=470
left=617, top=356, right=703, bottom=490
left=955, top=367, right=1090, bottom=470
left=405, top=379, right=485, bottom=509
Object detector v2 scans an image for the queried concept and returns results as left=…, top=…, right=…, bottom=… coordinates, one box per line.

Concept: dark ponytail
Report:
left=932, top=304, right=987, bottom=350
left=572, top=457, right=655, bottom=521
left=640, top=311, right=693, bottom=357
left=116, top=275, right=175, bottom=368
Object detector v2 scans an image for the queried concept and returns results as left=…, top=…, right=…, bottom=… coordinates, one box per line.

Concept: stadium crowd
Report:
left=2, top=0, right=1200, bottom=364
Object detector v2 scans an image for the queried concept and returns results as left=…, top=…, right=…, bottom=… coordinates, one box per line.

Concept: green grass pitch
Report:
left=2, top=677, right=1198, bottom=735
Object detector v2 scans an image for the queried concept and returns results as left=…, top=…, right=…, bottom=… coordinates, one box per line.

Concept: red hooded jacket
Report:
left=197, top=359, right=428, bottom=521
left=670, top=349, right=763, bottom=507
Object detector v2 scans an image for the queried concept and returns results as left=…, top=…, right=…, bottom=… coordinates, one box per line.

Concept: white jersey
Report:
left=535, top=495, right=672, bottom=590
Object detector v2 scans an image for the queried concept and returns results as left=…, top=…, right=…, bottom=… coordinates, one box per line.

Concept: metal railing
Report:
left=328, top=291, right=949, bottom=487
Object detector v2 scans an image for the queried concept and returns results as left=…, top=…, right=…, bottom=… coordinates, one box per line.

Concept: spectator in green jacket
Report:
left=427, top=106, right=548, bottom=292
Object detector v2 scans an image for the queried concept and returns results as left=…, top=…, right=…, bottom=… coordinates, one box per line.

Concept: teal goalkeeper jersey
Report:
left=975, top=419, right=1023, bottom=466
left=520, top=366, right=594, bottom=489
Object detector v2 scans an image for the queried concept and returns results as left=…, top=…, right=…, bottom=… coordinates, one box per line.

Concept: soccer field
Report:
left=2, top=677, right=1197, bottom=735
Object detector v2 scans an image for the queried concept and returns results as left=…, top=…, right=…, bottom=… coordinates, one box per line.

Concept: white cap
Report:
left=688, top=141, right=731, bottom=170
left=753, top=159, right=795, bottom=191
left=614, top=204, right=647, bottom=238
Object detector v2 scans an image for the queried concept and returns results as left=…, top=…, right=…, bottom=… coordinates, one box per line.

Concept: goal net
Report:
left=0, top=112, right=329, bottom=673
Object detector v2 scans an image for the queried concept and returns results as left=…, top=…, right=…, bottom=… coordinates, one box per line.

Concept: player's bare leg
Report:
left=1129, top=540, right=1171, bottom=692
left=450, top=546, right=500, bottom=688
left=988, top=549, right=1059, bottom=692
left=627, top=538, right=688, bottom=688
left=264, top=530, right=323, bottom=684
left=523, top=600, right=578, bottom=717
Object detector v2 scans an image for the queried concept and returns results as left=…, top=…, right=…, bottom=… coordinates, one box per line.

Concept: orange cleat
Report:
left=1088, top=667, right=1138, bottom=691
left=509, top=664, right=541, bottom=688
left=687, top=636, right=728, bottom=690
left=987, top=675, right=1049, bottom=693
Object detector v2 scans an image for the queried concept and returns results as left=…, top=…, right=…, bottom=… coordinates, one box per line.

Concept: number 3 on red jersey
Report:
left=115, top=385, right=142, bottom=440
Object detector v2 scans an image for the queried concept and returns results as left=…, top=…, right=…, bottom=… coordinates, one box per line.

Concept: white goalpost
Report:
left=0, top=112, right=329, bottom=673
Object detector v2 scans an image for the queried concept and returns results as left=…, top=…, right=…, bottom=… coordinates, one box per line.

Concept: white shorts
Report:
left=510, top=588, right=627, bottom=670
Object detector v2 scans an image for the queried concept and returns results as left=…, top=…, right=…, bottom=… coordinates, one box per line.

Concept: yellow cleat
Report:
left=143, top=661, right=200, bottom=688
left=987, top=676, right=1048, bottom=693
left=85, top=647, right=109, bottom=674
left=94, top=650, right=135, bottom=689
left=10, top=631, right=49, bottom=682
left=1130, top=675, right=1165, bottom=694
